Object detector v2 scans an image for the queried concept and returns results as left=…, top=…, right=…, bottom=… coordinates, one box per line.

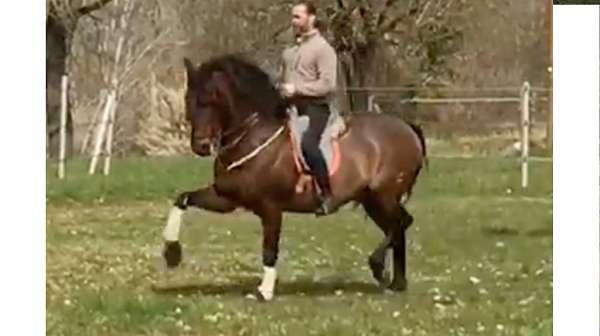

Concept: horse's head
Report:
left=183, top=55, right=288, bottom=156
left=183, top=58, right=237, bottom=156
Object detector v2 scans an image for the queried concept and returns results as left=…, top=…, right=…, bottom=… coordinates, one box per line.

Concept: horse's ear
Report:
left=183, top=57, right=195, bottom=87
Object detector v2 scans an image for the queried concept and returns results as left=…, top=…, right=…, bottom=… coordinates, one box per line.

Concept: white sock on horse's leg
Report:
left=258, top=266, right=277, bottom=301
left=163, top=207, right=184, bottom=242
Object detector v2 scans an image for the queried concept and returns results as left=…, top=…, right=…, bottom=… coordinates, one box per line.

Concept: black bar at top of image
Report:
left=554, top=0, right=600, bottom=4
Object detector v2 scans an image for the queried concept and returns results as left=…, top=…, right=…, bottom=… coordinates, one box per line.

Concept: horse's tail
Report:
left=393, top=121, right=428, bottom=206
left=407, top=122, right=428, bottom=170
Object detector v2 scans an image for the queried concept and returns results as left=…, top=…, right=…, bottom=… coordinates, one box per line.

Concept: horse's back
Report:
left=339, top=113, right=426, bottom=193
left=343, top=113, right=424, bottom=159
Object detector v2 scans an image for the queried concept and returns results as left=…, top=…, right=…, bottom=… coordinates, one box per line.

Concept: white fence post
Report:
left=367, top=94, right=375, bottom=112
left=103, top=100, right=117, bottom=176
left=58, top=75, right=68, bottom=179
left=80, top=89, right=107, bottom=155
left=520, top=81, right=530, bottom=188
left=89, top=91, right=116, bottom=175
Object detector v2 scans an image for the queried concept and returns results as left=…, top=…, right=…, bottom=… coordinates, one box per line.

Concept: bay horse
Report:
left=161, top=55, right=427, bottom=301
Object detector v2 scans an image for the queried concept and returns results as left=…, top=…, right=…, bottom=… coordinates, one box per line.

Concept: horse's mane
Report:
left=194, top=54, right=288, bottom=121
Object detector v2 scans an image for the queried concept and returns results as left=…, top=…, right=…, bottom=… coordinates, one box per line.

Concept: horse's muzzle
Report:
left=192, top=138, right=217, bottom=156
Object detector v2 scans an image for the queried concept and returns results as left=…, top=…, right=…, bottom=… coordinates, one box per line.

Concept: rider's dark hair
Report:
left=300, top=1, right=317, bottom=15
left=295, top=1, right=327, bottom=34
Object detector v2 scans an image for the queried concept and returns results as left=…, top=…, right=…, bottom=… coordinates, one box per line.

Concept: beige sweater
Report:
left=281, top=30, right=337, bottom=98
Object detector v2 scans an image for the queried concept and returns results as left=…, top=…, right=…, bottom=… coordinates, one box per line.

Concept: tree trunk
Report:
left=342, top=45, right=377, bottom=112
left=46, top=15, right=74, bottom=158
left=46, top=0, right=114, bottom=158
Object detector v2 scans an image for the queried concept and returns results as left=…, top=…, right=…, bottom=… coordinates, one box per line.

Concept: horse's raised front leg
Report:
left=251, top=204, right=282, bottom=302
left=162, top=185, right=236, bottom=268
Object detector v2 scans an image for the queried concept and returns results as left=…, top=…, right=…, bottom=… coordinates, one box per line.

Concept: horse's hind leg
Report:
left=388, top=205, right=413, bottom=291
left=362, top=195, right=394, bottom=287
left=362, top=194, right=411, bottom=291
left=162, top=185, right=236, bottom=268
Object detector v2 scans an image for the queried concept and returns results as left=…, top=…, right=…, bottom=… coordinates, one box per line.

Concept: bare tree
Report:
left=46, top=0, right=114, bottom=158
left=59, top=0, right=550, bottom=155
left=78, top=0, right=180, bottom=170
left=318, top=0, right=469, bottom=110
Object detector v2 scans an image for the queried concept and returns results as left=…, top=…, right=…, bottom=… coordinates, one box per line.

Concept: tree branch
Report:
left=270, top=25, right=290, bottom=43
left=380, top=16, right=405, bottom=34
left=376, top=0, right=398, bottom=28
left=119, top=28, right=173, bottom=84
left=77, top=0, right=114, bottom=17
left=414, top=0, right=432, bottom=27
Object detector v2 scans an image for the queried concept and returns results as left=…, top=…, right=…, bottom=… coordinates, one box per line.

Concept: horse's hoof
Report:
left=368, top=256, right=385, bottom=286
left=244, top=293, right=258, bottom=300
left=163, top=241, right=182, bottom=268
left=387, top=278, right=407, bottom=292
left=256, top=291, right=267, bottom=302
left=245, top=289, right=272, bottom=302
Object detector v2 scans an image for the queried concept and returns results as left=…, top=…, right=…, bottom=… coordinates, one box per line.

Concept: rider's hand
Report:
left=281, top=83, right=296, bottom=97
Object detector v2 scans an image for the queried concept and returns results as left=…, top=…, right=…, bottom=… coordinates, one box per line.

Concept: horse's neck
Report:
left=229, top=103, right=288, bottom=143
left=250, top=117, right=286, bottom=140
left=216, top=116, right=287, bottom=169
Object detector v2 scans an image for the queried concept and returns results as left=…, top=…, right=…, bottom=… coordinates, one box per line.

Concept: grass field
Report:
left=47, top=156, right=552, bottom=335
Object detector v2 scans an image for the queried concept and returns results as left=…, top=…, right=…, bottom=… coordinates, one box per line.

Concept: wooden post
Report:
left=521, top=81, right=530, bottom=188
left=367, top=94, right=375, bottom=112
left=102, top=99, right=117, bottom=176
left=58, top=75, right=68, bottom=179
left=547, top=83, right=553, bottom=152
left=81, top=89, right=107, bottom=155
left=89, top=91, right=116, bottom=175
left=151, top=72, right=157, bottom=116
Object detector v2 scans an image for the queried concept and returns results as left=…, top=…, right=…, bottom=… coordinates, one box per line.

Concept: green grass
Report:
left=47, top=155, right=551, bottom=204
left=46, top=156, right=213, bottom=205
left=47, top=156, right=552, bottom=335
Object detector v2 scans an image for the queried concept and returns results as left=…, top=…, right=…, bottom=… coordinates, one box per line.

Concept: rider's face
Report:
left=291, top=5, right=314, bottom=35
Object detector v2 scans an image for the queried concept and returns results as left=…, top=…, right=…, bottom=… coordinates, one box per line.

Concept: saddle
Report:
left=287, top=105, right=348, bottom=193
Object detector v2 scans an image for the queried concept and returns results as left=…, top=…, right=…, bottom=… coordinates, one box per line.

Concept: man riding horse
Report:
left=161, top=1, right=427, bottom=302
left=280, top=1, right=337, bottom=216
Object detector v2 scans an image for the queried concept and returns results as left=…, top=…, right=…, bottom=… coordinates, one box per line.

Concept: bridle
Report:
left=218, top=111, right=286, bottom=171
left=218, top=112, right=260, bottom=153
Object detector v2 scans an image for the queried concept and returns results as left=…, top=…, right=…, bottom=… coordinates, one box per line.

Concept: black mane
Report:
left=193, top=54, right=288, bottom=120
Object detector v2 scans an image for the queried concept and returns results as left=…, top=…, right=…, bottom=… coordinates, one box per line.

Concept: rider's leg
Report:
left=299, top=103, right=335, bottom=215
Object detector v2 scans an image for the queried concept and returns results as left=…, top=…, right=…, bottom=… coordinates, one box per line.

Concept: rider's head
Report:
left=291, top=1, right=318, bottom=36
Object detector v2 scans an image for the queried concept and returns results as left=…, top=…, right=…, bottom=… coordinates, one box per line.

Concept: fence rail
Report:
left=56, top=81, right=551, bottom=189
left=360, top=81, right=548, bottom=188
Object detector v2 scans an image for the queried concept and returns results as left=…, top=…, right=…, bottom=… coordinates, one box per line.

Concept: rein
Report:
left=218, top=113, right=260, bottom=153
left=214, top=112, right=286, bottom=171
left=225, top=125, right=285, bottom=171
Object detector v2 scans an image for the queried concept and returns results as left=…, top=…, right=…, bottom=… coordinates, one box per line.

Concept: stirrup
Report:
left=315, top=194, right=335, bottom=216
